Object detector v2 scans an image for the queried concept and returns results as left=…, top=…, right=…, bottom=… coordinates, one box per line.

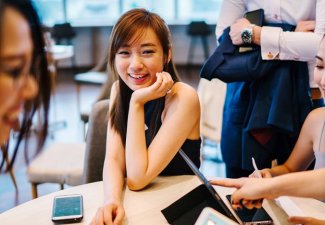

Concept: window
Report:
left=121, top=0, right=175, bottom=22
left=178, top=0, right=223, bottom=24
left=33, top=0, right=65, bottom=26
left=66, top=0, right=120, bottom=26
left=33, top=0, right=221, bottom=26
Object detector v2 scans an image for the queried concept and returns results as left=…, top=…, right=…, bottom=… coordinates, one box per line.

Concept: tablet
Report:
left=195, top=207, right=239, bottom=225
left=179, top=150, right=273, bottom=225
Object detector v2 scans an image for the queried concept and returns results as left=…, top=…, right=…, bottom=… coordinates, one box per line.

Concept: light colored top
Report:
left=314, top=151, right=325, bottom=169
left=314, top=121, right=325, bottom=169
left=1, top=176, right=325, bottom=225
left=216, top=0, right=325, bottom=87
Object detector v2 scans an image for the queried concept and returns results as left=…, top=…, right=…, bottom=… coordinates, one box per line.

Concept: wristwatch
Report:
left=241, top=25, right=255, bottom=45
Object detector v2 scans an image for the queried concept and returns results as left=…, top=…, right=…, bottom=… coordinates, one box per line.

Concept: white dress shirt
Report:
left=216, top=0, right=325, bottom=87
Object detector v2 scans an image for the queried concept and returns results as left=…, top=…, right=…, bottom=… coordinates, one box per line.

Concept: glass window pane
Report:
left=32, top=0, right=65, bottom=26
left=34, top=0, right=222, bottom=26
left=66, top=0, right=120, bottom=26
left=178, top=0, right=222, bottom=24
left=122, top=0, right=174, bottom=22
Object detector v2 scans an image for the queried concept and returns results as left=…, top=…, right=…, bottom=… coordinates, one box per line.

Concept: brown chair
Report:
left=27, top=100, right=110, bottom=198
left=83, top=100, right=109, bottom=183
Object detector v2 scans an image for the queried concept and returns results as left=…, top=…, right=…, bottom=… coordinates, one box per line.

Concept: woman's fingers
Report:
left=112, top=205, right=125, bottom=225
left=210, top=178, right=244, bottom=189
left=103, top=205, right=114, bottom=225
left=156, top=72, right=174, bottom=95
left=93, top=207, right=106, bottom=225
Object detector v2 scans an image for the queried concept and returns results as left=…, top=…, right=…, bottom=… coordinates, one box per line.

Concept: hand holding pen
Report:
left=230, top=157, right=264, bottom=209
left=249, top=157, right=272, bottom=178
left=233, top=158, right=265, bottom=209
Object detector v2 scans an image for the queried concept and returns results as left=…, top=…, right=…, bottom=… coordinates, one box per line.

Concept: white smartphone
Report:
left=52, top=194, right=83, bottom=223
left=195, top=207, right=239, bottom=225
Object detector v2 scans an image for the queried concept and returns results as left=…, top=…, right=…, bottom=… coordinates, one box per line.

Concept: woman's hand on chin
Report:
left=131, top=72, right=174, bottom=105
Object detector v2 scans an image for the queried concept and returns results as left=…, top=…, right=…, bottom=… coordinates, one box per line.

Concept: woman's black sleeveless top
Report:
left=144, top=100, right=201, bottom=175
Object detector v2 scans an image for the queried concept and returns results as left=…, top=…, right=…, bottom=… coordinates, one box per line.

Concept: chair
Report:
left=186, top=21, right=212, bottom=66
left=27, top=100, right=110, bottom=198
left=74, top=54, right=112, bottom=138
left=197, top=78, right=226, bottom=162
left=83, top=100, right=109, bottom=183
left=51, top=22, right=77, bottom=71
left=27, top=142, right=85, bottom=198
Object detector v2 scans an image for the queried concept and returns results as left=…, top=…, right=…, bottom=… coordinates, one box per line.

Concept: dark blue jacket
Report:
left=200, top=25, right=312, bottom=170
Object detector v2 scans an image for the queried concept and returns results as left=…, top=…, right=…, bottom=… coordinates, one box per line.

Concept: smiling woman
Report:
left=0, top=0, right=51, bottom=171
left=91, top=8, right=201, bottom=225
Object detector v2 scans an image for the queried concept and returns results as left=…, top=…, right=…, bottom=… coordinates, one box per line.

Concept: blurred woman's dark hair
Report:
left=0, top=0, right=51, bottom=171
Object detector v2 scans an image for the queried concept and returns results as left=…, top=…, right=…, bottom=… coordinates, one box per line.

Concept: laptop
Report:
left=173, top=149, right=274, bottom=225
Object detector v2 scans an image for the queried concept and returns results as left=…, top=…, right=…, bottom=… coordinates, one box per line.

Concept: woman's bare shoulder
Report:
left=165, top=82, right=200, bottom=111
left=306, top=107, right=325, bottom=122
left=171, top=82, right=199, bottom=99
left=303, top=107, right=325, bottom=131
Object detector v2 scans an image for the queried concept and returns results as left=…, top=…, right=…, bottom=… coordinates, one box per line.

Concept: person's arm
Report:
left=91, top=81, right=126, bottom=225
left=103, top=81, right=126, bottom=201
left=215, top=0, right=245, bottom=42
left=224, top=1, right=325, bottom=61
left=259, top=0, right=325, bottom=61
left=271, top=169, right=325, bottom=199
left=263, top=109, right=318, bottom=177
left=288, top=216, right=325, bottom=225
left=126, top=76, right=200, bottom=190
left=211, top=168, right=325, bottom=204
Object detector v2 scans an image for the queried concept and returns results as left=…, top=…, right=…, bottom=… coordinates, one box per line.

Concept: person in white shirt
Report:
left=212, top=14, right=325, bottom=225
left=216, top=0, right=325, bottom=178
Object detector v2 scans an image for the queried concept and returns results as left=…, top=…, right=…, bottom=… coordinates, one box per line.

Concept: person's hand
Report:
left=210, top=178, right=274, bottom=209
left=131, top=72, right=174, bottom=105
left=229, top=18, right=251, bottom=45
left=249, top=168, right=272, bottom=178
left=288, top=216, right=325, bottom=225
left=90, top=201, right=125, bottom=225
left=295, top=20, right=315, bottom=32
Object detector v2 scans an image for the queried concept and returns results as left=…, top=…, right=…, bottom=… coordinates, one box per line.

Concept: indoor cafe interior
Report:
left=1, top=1, right=325, bottom=225
left=0, top=0, right=225, bottom=213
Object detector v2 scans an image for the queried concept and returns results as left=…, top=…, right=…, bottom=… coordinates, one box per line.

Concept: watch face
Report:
left=241, top=29, right=252, bottom=44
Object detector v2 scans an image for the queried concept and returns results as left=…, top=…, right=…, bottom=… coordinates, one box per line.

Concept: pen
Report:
left=251, top=157, right=262, bottom=178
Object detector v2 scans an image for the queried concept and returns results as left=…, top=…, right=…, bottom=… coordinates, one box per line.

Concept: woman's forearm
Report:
left=268, top=164, right=293, bottom=177
left=103, top=160, right=125, bottom=203
left=270, top=169, right=325, bottom=199
left=125, top=99, right=149, bottom=186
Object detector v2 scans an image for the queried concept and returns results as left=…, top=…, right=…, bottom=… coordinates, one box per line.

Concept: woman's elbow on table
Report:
left=126, top=176, right=150, bottom=191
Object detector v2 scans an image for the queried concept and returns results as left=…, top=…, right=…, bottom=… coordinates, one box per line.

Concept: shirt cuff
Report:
left=261, top=26, right=282, bottom=60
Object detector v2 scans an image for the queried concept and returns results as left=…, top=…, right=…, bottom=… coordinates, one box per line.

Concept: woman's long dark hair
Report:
left=0, top=0, right=51, bottom=171
left=108, top=8, right=180, bottom=146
